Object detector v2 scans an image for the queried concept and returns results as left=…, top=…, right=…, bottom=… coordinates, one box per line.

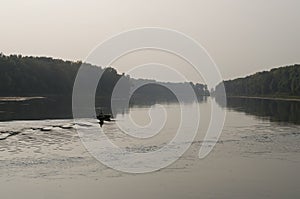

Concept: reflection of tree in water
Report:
left=0, top=94, right=207, bottom=122
left=129, top=83, right=207, bottom=106
left=216, top=97, right=300, bottom=124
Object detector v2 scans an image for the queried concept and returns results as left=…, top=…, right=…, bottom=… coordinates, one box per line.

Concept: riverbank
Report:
left=0, top=97, right=45, bottom=102
left=228, top=96, right=300, bottom=102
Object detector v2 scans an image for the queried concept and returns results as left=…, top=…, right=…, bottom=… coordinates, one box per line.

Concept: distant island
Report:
left=0, top=53, right=209, bottom=102
left=215, top=64, right=300, bottom=100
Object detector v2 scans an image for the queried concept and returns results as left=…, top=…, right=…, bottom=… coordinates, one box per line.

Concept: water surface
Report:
left=0, top=97, right=299, bottom=199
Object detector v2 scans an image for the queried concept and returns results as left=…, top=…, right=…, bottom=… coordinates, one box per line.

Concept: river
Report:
left=0, top=97, right=299, bottom=199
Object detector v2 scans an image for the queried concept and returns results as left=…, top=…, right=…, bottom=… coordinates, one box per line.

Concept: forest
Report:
left=0, top=53, right=209, bottom=100
left=215, top=64, right=300, bottom=98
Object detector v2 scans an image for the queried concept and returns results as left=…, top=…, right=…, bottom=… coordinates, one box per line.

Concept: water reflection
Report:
left=0, top=97, right=73, bottom=121
left=0, top=96, right=207, bottom=122
left=216, top=97, right=300, bottom=124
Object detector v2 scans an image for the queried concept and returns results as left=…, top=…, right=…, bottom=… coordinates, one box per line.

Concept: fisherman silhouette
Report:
left=99, top=119, right=104, bottom=127
left=97, top=110, right=112, bottom=127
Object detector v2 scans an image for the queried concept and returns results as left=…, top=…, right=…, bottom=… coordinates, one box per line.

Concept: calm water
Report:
left=0, top=97, right=299, bottom=199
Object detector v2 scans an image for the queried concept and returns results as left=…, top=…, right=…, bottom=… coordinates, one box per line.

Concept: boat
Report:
left=97, top=113, right=112, bottom=122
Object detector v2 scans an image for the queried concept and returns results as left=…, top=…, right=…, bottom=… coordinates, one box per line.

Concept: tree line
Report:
left=0, top=53, right=209, bottom=100
left=215, top=64, right=300, bottom=97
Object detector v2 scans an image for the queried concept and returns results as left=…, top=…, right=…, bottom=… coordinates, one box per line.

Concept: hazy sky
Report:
left=1, top=0, right=299, bottom=81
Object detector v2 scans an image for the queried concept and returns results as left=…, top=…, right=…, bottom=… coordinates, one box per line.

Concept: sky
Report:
left=1, top=0, right=299, bottom=82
